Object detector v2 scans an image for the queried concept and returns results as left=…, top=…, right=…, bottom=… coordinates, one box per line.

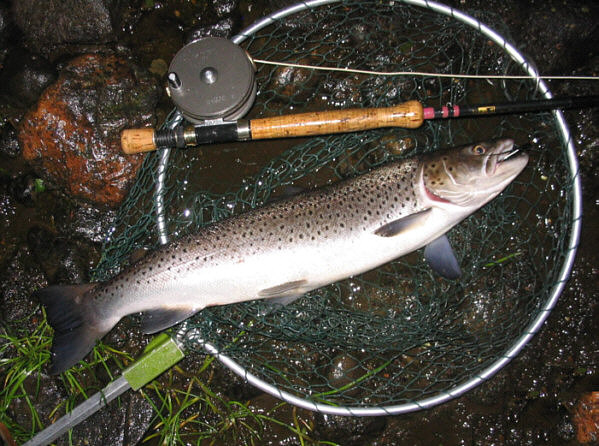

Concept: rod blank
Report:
left=120, top=96, right=599, bottom=154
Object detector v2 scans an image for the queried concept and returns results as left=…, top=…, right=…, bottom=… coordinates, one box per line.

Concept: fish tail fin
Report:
left=35, top=284, right=104, bottom=374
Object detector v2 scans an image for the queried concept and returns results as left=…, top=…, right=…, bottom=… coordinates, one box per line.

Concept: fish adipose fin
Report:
left=141, top=308, right=199, bottom=334
left=424, top=234, right=462, bottom=280
left=374, top=208, right=432, bottom=237
left=35, top=284, right=103, bottom=374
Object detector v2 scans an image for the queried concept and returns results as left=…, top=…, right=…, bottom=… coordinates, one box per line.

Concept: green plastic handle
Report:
left=123, top=333, right=185, bottom=390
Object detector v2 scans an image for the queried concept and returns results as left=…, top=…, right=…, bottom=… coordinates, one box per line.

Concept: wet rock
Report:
left=4, top=171, right=48, bottom=207
left=0, top=189, right=17, bottom=263
left=325, top=354, right=365, bottom=399
left=56, top=387, right=153, bottom=446
left=212, top=0, right=239, bottom=18
left=0, top=190, right=15, bottom=230
left=314, top=412, right=386, bottom=446
left=67, top=204, right=117, bottom=244
left=557, top=413, right=576, bottom=441
left=27, top=226, right=100, bottom=285
left=19, top=53, right=159, bottom=207
left=11, top=0, right=115, bottom=58
left=0, top=125, right=21, bottom=158
left=573, top=392, right=599, bottom=444
left=0, top=246, right=46, bottom=322
left=8, top=373, right=65, bottom=429
left=268, top=61, right=321, bottom=104
left=123, top=8, right=184, bottom=73
left=183, top=0, right=240, bottom=41
left=0, top=2, right=14, bottom=65
left=186, top=17, right=236, bottom=42
left=0, top=2, right=9, bottom=39
left=0, top=49, right=57, bottom=108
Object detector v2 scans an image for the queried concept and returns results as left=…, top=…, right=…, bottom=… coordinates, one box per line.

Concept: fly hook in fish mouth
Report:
left=498, top=143, right=530, bottom=162
left=487, top=142, right=529, bottom=177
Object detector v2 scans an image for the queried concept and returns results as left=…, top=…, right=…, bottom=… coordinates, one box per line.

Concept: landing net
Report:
left=94, top=0, right=580, bottom=414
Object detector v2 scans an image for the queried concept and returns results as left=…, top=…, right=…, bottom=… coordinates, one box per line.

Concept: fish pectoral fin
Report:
left=258, top=279, right=308, bottom=299
left=374, top=208, right=432, bottom=237
left=424, top=234, right=462, bottom=280
left=141, top=307, right=199, bottom=334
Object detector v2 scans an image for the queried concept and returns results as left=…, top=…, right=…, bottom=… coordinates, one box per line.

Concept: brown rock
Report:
left=574, top=391, right=599, bottom=444
left=19, top=53, right=159, bottom=207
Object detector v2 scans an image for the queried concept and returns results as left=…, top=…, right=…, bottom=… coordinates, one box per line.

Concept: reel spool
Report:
left=166, top=37, right=257, bottom=124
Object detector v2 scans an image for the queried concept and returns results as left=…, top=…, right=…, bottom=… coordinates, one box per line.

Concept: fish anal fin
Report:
left=374, top=208, right=432, bottom=237
left=424, top=234, right=462, bottom=280
left=268, top=295, right=303, bottom=307
left=258, top=279, right=308, bottom=299
left=141, top=307, right=199, bottom=334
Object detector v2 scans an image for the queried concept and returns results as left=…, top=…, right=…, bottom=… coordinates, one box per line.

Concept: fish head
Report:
left=420, top=139, right=528, bottom=210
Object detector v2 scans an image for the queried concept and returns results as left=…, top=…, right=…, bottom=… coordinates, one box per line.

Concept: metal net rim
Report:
left=156, top=0, right=582, bottom=416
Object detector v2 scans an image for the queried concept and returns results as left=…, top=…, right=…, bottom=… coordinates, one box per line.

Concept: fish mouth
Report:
left=491, top=142, right=529, bottom=178
left=484, top=139, right=527, bottom=177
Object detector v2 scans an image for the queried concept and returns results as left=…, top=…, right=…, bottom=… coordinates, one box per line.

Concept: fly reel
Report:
left=166, top=37, right=257, bottom=124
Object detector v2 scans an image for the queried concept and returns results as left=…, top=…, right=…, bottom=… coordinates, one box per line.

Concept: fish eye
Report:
left=472, top=145, right=486, bottom=155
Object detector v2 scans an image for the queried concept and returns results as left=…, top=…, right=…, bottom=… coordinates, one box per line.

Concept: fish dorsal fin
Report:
left=258, top=279, right=308, bottom=299
left=424, top=234, right=462, bottom=280
left=141, top=307, right=199, bottom=334
left=374, top=208, right=432, bottom=237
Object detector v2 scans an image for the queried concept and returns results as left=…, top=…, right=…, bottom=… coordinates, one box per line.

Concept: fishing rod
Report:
left=121, top=95, right=599, bottom=154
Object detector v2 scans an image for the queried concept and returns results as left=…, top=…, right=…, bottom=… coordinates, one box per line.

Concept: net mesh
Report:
left=93, top=1, right=574, bottom=408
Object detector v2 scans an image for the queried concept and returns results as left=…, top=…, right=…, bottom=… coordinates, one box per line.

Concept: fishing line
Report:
left=252, top=58, right=599, bottom=81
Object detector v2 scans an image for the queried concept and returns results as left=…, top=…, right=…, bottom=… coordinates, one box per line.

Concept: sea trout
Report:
left=36, top=139, right=528, bottom=373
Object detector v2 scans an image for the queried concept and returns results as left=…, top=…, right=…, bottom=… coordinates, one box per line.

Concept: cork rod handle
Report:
left=250, top=100, right=424, bottom=139
left=120, top=100, right=424, bottom=154
left=121, top=128, right=157, bottom=154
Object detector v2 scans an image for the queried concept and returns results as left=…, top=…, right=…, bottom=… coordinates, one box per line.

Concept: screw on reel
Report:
left=166, top=37, right=257, bottom=124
